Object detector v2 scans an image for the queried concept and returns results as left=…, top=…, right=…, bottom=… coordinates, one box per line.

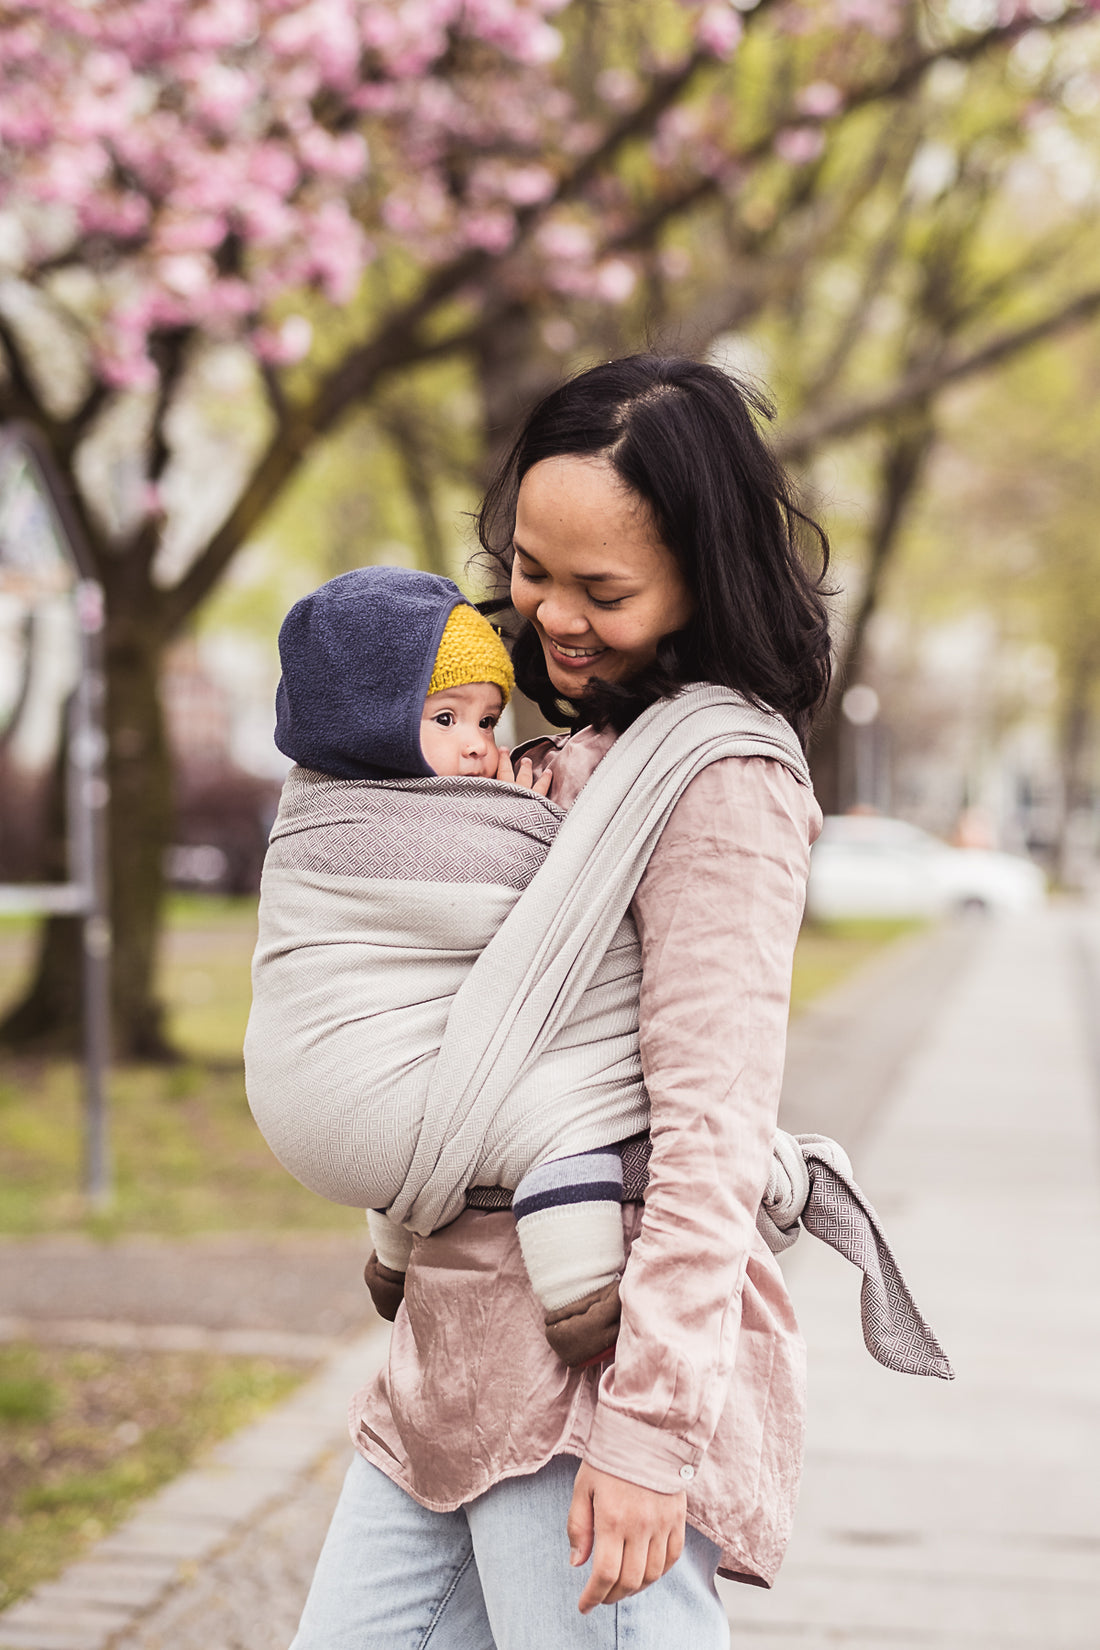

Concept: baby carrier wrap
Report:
left=246, top=685, right=810, bottom=1236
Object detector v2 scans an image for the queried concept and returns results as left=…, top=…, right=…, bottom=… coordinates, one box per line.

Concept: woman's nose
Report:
left=536, top=590, right=588, bottom=635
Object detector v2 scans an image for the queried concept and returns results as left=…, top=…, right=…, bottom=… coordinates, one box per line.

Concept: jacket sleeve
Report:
left=582, top=755, right=820, bottom=1493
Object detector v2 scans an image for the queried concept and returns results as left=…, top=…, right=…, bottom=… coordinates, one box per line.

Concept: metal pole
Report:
left=73, top=580, right=112, bottom=1210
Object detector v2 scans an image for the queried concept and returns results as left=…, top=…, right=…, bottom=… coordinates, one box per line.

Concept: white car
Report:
left=806, top=814, right=1046, bottom=921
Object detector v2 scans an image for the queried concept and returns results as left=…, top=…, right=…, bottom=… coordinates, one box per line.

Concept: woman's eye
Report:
left=589, top=593, right=625, bottom=610
left=513, top=559, right=545, bottom=583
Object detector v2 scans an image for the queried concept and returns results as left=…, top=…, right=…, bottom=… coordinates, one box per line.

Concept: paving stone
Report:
left=0, top=1603, right=133, bottom=1634
left=726, top=907, right=1100, bottom=1648
left=37, top=1568, right=179, bottom=1611
left=0, top=1619, right=120, bottom=1650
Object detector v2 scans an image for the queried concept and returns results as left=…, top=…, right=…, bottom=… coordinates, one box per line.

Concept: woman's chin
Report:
left=548, top=667, right=597, bottom=698
left=545, top=658, right=621, bottom=698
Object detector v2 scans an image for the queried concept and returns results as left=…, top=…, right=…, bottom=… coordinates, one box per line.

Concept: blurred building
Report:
left=162, top=638, right=280, bottom=895
left=850, top=609, right=1094, bottom=881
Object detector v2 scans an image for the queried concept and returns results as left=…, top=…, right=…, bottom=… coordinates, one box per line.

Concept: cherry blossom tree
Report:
left=1, top=0, right=1098, bottom=1053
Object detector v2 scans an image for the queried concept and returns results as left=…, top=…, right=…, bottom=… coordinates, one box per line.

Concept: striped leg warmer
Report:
left=512, top=1146, right=625, bottom=1312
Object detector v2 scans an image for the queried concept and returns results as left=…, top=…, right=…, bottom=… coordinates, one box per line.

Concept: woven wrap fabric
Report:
left=388, top=686, right=811, bottom=1233
left=472, top=1130, right=953, bottom=1382
left=757, top=1131, right=953, bottom=1378
left=793, top=1140, right=955, bottom=1381
left=247, top=685, right=810, bottom=1235
left=245, top=770, right=649, bottom=1215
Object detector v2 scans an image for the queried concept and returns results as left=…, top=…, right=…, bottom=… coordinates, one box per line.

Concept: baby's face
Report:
left=420, top=682, right=504, bottom=778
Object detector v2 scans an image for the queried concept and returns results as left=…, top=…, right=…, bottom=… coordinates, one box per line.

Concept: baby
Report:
left=246, top=566, right=643, bottom=1366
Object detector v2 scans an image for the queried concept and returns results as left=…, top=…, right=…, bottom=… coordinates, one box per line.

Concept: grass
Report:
left=0, top=894, right=363, bottom=1238
left=789, top=917, right=924, bottom=1016
left=0, top=896, right=923, bottom=1239
left=0, top=1340, right=304, bottom=1609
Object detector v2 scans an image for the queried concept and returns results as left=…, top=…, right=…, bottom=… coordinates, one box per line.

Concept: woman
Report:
left=290, top=355, right=831, bottom=1647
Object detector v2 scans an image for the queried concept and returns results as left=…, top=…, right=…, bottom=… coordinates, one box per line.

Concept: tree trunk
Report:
left=807, top=695, right=843, bottom=816
left=1056, top=650, right=1099, bottom=889
left=0, top=609, right=174, bottom=1060
left=475, top=305, right=560, bottom=484
left=809, top=412, right=935, bottom=814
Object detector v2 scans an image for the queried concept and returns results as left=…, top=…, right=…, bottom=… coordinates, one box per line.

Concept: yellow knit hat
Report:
left=427, top=602, right=514, bottom=704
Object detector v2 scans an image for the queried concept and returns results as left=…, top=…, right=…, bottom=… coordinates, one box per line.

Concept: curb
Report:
left=0, top=1317, right=339, bottom=1362
left=0, top=1322, right=391, bottom=1650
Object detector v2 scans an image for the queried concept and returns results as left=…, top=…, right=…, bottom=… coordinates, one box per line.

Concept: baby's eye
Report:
left=432, top=711, right=456, bottom=728
left=480, top=715, right=499, bottom=730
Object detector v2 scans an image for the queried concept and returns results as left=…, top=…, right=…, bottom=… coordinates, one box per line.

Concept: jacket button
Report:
left=679, top=1464, right=695, bottom=1481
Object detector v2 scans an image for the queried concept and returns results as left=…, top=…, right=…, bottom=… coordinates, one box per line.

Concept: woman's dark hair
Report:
left=477, top=353, right=832, bottom=745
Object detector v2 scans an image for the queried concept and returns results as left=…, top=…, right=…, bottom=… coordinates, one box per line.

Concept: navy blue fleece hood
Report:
left=274, top=566, right=469, bottom=779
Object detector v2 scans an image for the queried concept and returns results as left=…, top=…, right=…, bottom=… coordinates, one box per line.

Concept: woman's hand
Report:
left=495, top=746, right=553, bottom=795
left=567, top=1462, right=687, bottom=1614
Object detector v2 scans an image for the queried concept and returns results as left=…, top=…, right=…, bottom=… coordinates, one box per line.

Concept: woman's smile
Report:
left=510, top=455, right=694, bottom=697
left=544, top=638, right=608, bottom=667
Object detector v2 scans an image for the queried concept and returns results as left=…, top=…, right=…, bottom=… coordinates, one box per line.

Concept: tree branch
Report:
left=382, top=404, right=452, bottom=579
left=776, top=286, right=1100, bottom=459
left=154, top=0, right=1099, bottom=634
left=0, top=311, right=47, bottom=425
left=146, top=328, right=192, bottom=485
left=607, top=6, right=1090, bottom=258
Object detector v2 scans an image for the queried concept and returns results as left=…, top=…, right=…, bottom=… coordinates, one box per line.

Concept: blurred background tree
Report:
left=2, top=0, right=1099, bottom=1055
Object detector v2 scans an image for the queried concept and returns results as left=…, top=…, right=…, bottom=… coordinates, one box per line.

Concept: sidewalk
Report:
left=721, top=903, right=1100, bottom=1647
left=5, top=910, right=1094, bottom=1648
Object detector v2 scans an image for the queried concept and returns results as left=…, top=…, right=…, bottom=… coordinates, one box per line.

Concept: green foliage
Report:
left=0, top=1375, right=58, bottom=1426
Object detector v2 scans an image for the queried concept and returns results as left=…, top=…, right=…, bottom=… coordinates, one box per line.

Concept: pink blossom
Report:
left=239, top=188, right=297, bottom=244
left=833, top=0, right=903, bottom=36
left=306, top=200, right=371, bottom=299
left=36, top=142, right=111, bottom=203
left=536, top=219, right=594, bottom=262
left=502, top=164, right=556, bottom=206
left=775, top=125, right=826, bottom=165
left=202, top=277, right=256, bottom=320
left=254, top=312, right=313, bottom=362
left=158, top=253, right=212, bottom=296
left=192, top=65, right=259, bottom=129
left=248, top=144, right=300, bottom=196
left=594, top=67, right=639, bottom=109
left=156, top=212, right=227, bottom=254
left=76, top=193, right=150, bottom=239
left=297, top=127, right=369, bottom=180
left=463, top=209, right=517, bottom=254
left=0, top=0, right=1015, bottom=399
left=694, top=3, right=742, bottom=60
left=796, top=80, right=843, bottom=119
left=592, top=257, right=636, bottom=303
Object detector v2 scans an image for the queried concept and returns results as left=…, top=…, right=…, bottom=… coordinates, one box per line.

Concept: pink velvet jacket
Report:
left=352, top=726, right=822, bottom=1585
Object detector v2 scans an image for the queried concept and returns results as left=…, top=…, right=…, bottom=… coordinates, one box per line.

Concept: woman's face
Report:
left=510, top=456, right=694, bottom=697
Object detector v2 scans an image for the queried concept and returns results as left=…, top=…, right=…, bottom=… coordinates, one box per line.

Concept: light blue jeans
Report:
left=291, top=1453, right=731, bottom=1649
